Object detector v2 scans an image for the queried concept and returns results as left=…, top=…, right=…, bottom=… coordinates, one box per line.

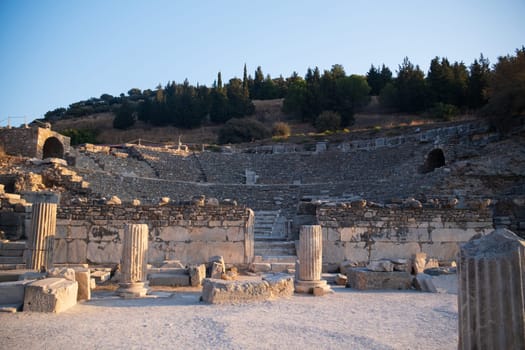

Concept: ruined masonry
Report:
left=27, top=202, right=57, bottom=271
left=117, top=224, right=149, bottom=298
left=458, top=228, right=525, bottom=349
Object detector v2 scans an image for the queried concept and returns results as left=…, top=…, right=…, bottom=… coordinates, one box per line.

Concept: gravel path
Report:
left=0, top=275, right=458, bottom=350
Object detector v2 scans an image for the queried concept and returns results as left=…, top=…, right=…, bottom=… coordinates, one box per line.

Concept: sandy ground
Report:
left=0, top=275, right=458, bottom=350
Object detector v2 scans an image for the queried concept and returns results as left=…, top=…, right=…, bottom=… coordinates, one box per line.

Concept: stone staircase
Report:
left=253, top=210, right=296, bottom=273
left=192, top=153, right=208, bottom=183
left=0, top=241, right=26, bottom=270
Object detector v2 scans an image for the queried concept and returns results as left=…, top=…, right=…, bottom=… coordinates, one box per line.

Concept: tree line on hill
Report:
left=46, top=47, right=525, bottom=140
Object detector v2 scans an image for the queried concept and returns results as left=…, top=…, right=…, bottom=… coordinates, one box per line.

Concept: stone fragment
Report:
left=367, top=260, right=394, bottom=272
left=90, top=278, right=96, bottom=290
left=189, top=264, right=206, bottom=287
left=106, top=196, right=121, bottom=205
left=91, top=270, right=110, bottom=283
left=161, top=260, right=185, bottom=268
left=346, top=268, right=412, bottom=290
left=210, top=262, right=224, bottom=279
left=205, top=197, right=219, bottom=206
left=335, top=273, right=348, bottom=286
left=351, top=199, right=367, bottom=208
left=413, top=273, right=437, bottom=293
left=339, top=260, right=359, bottom=275
left=73, top=268, right=91, bottom=301
left=412, top=252, right=427, bottom=274
left=23, top=278, right=78, bottom=313
left=202, top=278, right=269, bottom=304
left=47, top=267, right=76, bottom=282
left=403, top=198, right=422, bottom=209
left=131, top=199, right=141, bottom=206
left=159, top=197, right=170, bottom=206
left=425, top=258, right=439, bottom=269
left=248, top=263, right=272, bottom=273
left=0, top=280, right=33, bottom=304
left=313, top=286, right=327, bottom=296
left=263, top=274, right=294, bottom=298
left=148, top=273, right=190, bottom=287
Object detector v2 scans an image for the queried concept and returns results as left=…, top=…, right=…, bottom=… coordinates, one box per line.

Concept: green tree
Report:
left=396, top=57, right=428, bottom=112
left=467, top=54, right=491, bottom=109
left=113, top=101, right=135, bottom=129
left=315, top=110, right=341, bottom=132
left=482, top=47, right=525, bottom=132
left=218, top=118, right=270, bottom=144
left=367, top=64, right=393, bottom=95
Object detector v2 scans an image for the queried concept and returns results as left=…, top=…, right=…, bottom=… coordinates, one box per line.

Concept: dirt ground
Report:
left=0, top=275, right=459, bottom=350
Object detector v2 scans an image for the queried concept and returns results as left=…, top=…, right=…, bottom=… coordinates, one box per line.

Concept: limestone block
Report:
left=324, top=242, right=370, bottom=265
left=249, top=263, right=271, bottom=273
left=189, top=264, right=206, bottom=287
left=157, top=226, right=190, bottom=241
left=262, top=274, right=294, bottom=298
left=88, top=226, right=120, bottom=242
left=66, top=240, right=88, bottom=264
left=367, top=260, right=394, bottom=272
left=430, top=228, right=485, bottom=242
left=201, top=278, right=271, bottom=304
left=413, top=273, right=437, bottom=293
left=52, top=239, right=68, bottom=264
left=270, top=263, right=295, bottom=273
left=91, top=270, right=110, bottom=283
left=106, top=196, right=121, bottom=205
left=148, top=273, right=190, bottom=287
left=47, top=267, right=76, bottom=282
left=0, top=280, right=33, bottom=304
left=24, top=278, right=78, bottom=313
left=346, top=268, right=412, bottom=290
left=340, top=227, right=367, bottom=242
left=335, top=273, right=348, bottom=285
left=206, top=242, right=245, bottom=264
left=339, top=260, right=360, bottom=275
left=87, top=241, right=122, bottom=264
left=412, top=253, right=427, bottom=274
left=210, top=262, right=224, bottom=279
left=323, top=227, right=341, bottom=242
left=421, top=242, right=459, bottom=262
left=161, top=260, right=185, bottom=268
left=369, top=242, right=420, bottom=261
left=73, top=268, right=91, bottom=301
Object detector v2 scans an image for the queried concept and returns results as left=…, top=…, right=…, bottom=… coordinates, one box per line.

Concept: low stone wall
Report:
left=54, top=204, right=254, bottom=266
left=317, top=206, right=493, bottom=265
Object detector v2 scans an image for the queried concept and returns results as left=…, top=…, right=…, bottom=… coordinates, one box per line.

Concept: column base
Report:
left=117, top=282, right=149, bottom=298
left=295, top=279, right=332, bottom=294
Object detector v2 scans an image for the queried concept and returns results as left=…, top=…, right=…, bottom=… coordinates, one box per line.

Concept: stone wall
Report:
left=316, top=206, right=493, bottom=265
left=54, top=204, right=254, bottom=266
left=0, top=127, right=70, bottom=159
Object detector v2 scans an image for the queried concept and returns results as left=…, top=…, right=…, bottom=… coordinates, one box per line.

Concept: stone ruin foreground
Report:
left=0, top=114, right=524, bottom=350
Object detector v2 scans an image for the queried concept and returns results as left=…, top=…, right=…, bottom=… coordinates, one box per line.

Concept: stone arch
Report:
left=421, top=148, right=445, bottom=173
left=42, top=137, right=64, bottom=159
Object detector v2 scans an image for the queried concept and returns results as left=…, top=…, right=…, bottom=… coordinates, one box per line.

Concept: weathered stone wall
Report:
left=53, top=204, right=254, bottom=266
left=0, top=127, right=70, bottom=159
left=316, top=206, right=493, bottom=265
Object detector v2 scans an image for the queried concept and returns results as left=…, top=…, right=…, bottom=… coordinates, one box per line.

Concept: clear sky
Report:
left=0, top=0, right=523, bottom=126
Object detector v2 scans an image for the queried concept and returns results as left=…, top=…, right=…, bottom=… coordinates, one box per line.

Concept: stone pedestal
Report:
left=458, top=228, right=525, bottom=349
left=27, top=202, right=57, bottom=272
left=295, top=225, right=330, bottom=294
left=117, top=224, right=149, bottom=298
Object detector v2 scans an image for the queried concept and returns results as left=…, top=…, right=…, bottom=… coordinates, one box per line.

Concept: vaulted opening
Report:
left=42, top=137, right=64, bottom=159
left=421, top=148, right=445, bottom=173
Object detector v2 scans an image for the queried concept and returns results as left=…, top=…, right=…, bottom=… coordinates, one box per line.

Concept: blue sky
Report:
left=0, top=0, right=523, bottom=126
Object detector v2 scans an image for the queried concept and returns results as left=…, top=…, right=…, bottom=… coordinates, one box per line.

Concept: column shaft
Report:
left=118, top=224, right=149, bottom=297
left=27, top=203, right=57, bottom=271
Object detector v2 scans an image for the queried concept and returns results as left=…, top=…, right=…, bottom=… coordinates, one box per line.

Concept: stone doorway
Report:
left=421, top=148, right=445, bottom=173
left=42, top=137, right=64, bottom=159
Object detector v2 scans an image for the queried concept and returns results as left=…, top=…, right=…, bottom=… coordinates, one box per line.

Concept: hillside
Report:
left=50, top=99, right=474, bottom=146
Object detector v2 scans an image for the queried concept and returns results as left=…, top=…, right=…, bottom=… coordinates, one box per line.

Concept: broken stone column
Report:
left=117, top=224, right=149, bottom=298
left=458, top=228, right=525, bottom=350
left=27, top=202, right=57, bottom=272
left=295, top=225, right=330, bottom=294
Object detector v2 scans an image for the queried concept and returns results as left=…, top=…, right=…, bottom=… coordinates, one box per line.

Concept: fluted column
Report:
left=27, top=202, right=57, bottom=271
left=458, top=228, right=525, bottom=349
left=117, top=224, right=149, bottom=298
left=295, top=225, right=330, bottom=294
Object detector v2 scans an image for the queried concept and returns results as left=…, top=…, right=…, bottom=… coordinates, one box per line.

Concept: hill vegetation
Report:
left=45, top=47, right=525, bottom=145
